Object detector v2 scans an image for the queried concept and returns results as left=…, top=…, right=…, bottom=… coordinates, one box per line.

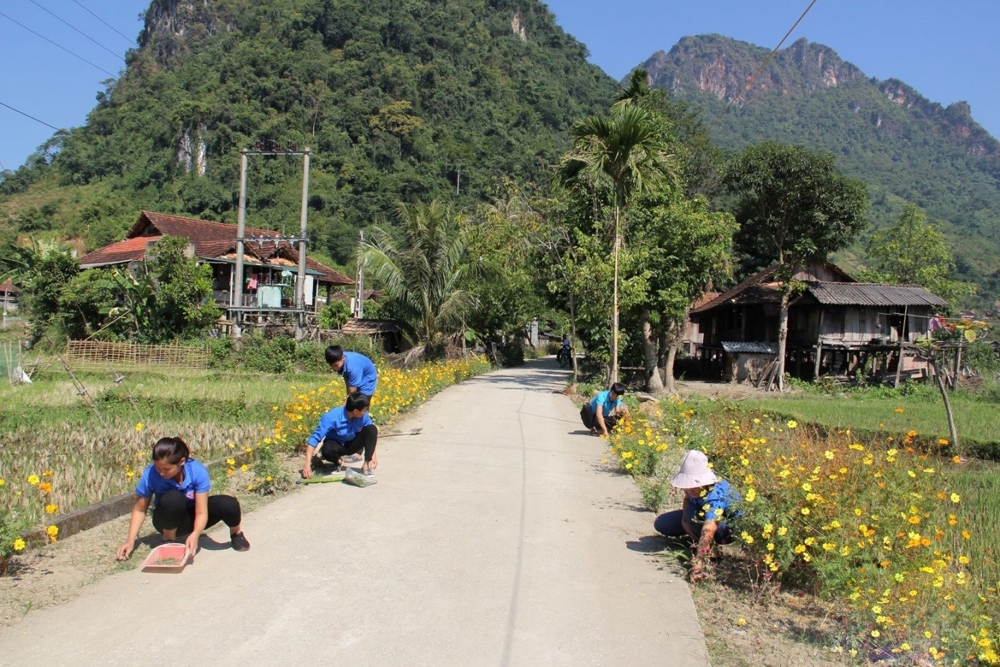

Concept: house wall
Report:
left=818, top=306, right=935, bottom=344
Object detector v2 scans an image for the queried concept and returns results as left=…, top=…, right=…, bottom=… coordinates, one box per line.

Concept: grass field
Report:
left=738, top=391, right=1000, bottom=451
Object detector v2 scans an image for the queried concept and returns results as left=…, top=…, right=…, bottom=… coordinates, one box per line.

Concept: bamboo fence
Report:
left=65, top=340, right=211, bottom=370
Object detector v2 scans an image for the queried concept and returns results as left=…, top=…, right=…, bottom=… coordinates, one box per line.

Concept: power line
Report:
left=0, top=100, right=61, bottom=131
left=0, top=9, right=116, bottom=77
left=27, top=0, right=125, bottom=62
left=70, top=0, right=134, bottom=46
left=705, top=0, right=820, bottom=134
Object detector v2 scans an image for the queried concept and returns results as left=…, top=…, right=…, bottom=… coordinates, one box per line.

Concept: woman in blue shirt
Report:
left=580, top=382, right=629, bottom=437
left=115, top=437, right=250, bottom=560
left=653, top=450, right=739, bottom=582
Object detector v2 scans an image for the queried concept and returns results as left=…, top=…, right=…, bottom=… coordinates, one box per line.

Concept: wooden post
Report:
left=814, top=309, right=825, bottom=379
left=953, top=341, right=964, bottom=389
left=894, top=306, right=908, bottom=388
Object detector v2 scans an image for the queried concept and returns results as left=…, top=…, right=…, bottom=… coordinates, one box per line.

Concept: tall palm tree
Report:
left=560, top=104, right=678, bottom=383
left=362, top=200, right=475, bottom=342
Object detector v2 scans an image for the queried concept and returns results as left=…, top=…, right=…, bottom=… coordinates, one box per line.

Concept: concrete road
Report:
left=0, top=361, right=710, bottom=666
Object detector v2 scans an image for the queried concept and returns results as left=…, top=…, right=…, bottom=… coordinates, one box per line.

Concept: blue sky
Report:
left=1, top=0, right=998, bottom=171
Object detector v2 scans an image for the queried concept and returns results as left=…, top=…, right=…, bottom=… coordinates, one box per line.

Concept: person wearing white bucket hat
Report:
left=653, top=449, right=740, bottom=582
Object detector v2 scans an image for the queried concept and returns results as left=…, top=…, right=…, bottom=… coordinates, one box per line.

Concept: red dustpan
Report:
left=141, top=543, right=191, bottom=573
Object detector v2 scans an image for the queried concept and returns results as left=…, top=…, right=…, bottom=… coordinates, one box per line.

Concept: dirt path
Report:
left=0, top=361, right=710, bottom=666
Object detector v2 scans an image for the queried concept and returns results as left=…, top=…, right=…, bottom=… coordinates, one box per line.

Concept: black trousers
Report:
left=580, top=403, right=619, bottom=432
left=320, top=424, right=379, bottom=463
left=151, top=490, right=242, bottom=535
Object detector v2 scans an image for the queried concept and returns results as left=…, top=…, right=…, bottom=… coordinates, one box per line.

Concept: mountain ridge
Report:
left=637, top=34, right=1000, bottom=305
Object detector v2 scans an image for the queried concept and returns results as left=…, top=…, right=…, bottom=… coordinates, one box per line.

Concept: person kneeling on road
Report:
left=116, top=437, right=250, bottom=560
left=580, top=382, right=629, bottom=437
left=302, top=392, right=379, bottom=478
left=653, top=450, right=740, bottom=582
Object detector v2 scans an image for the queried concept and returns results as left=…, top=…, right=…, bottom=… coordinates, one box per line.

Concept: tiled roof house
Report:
left=78, top=211, right=352, bottom=313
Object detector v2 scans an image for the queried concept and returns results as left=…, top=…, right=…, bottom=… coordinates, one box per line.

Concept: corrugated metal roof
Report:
left=721, top=341, right=778, bottom=354
left=806, top=282, right=948, bottom=307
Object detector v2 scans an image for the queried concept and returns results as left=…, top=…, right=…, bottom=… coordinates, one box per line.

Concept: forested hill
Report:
left=0, top=0, right=615, bottom=265
left=639, top=34, right=1000, bottom=306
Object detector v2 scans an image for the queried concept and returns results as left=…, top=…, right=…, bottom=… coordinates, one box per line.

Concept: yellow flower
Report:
left=777, top=526, right=788, bottom=536
left=871, top=630, right=880, bottom=638
left=38, top=482, right=52, bottom=494
left=787, top=420, right=798, bottom=429
left=823, top=450, right=834, bottom=460
left=265, top=475, right=272, bottom=482
left=950, top=493, right=960, bottom=503
left=894, top=407, right=905, bottom=413
left=745, top=488, right=757, bottom=503
left=736, top=618, right=747, bottom=627
left=42, top=470, right=53, bottom=477
left=227, top=458, right=236, bottom=466
left=0, top=478, right=5, bottom=487
left=801, top=507, right=810, bottom=515
left=135, top=422, right=144, bottom=431
left=46, top=525, right=59, bottom=542
left=241, top=464, right=248, bottom=472
left=45, top=503, right=58, bottom=515
left=27, top=474, right=40, bottom=485
left=12, top=537, right=26, bottom=551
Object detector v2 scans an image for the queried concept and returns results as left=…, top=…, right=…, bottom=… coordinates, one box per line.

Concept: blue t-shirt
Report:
left=688, top=479, right=740, bottom=523
left=590, top=390, right=622, bottom=416
left=338, top=351, right=378, bottom=396
left=307, top=405, right=375, bottom=447
left=135, top=459, right=211, bottom=507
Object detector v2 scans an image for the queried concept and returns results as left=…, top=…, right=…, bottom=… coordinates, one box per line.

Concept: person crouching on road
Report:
left=302, top=392, right=379, bottom=478
left=580, top=382, right=629, bottom=437
left=116, top=437, right=250, bottom=560
left=653, top=450, right=740, bottom=582
left=325, top=345, right=378, bottom=400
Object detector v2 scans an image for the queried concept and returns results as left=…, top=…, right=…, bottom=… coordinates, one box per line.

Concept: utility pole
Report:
left=294, top=150, right=311, bottom=312
left=233, top=149, right=249, bottom=333
left=355, top=230, right=365, bottom=319
left=456, top=163, right=461, bottom=195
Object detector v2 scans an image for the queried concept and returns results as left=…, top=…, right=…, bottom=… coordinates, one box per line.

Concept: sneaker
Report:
left=231, top=531, right=250, bottom=552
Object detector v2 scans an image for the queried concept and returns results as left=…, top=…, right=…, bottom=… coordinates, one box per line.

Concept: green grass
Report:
left=0, top=368, right=333, bottom=430
left=738, top=393, right=1000, bottom=449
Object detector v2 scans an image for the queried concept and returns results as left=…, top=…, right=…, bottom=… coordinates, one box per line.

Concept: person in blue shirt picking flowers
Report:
left=579, top=382, right=629, bottom=437
left=302, top=392, right=379, bottom=478
left=653, top=449, right=740, bottom=582
left=325, top=345, right=378, bottom=400
left=116, top=437, right=250, bottom=560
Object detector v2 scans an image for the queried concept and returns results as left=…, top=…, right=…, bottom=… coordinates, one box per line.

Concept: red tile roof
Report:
left=1, top=279, right=19, bottom=294
left=77, top=236, right=156, bottom=267
left=79, top=211, right=352, bottom=285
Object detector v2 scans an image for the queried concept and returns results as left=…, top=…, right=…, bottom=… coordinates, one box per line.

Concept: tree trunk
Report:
left=776, top=289, right=791, bottom=391
left=569, top=285, right=579, bottom=383
left=611, top=205, right=621, bottom=384
left=664, top=316, right=684, bottom=396
left=641, top=310, right=663, bottom=393
left=931, top=358, right=960, bottom=450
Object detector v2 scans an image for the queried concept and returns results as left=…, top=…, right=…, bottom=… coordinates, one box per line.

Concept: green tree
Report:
left=559, top=103, right=679, bottom=382
left=726, top=142, right=868, bottom=390
left=361, top=200, right=475, bottom=345
left=630, top=194, right=736, bottom=393
left=863, top=203, right=975, bottom=305
left=145, top=236, right=221, bottom=340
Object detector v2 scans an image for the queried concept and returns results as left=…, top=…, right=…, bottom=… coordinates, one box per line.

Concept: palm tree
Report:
left=559, top=104, right=678, bottom=383
left=361, top=200, right=475, bottom=343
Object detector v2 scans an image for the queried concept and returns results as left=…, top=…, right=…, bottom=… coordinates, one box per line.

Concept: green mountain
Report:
left=0, top=0, right=615, bottom=264
left=639, top=34, right=1000, bottom=307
